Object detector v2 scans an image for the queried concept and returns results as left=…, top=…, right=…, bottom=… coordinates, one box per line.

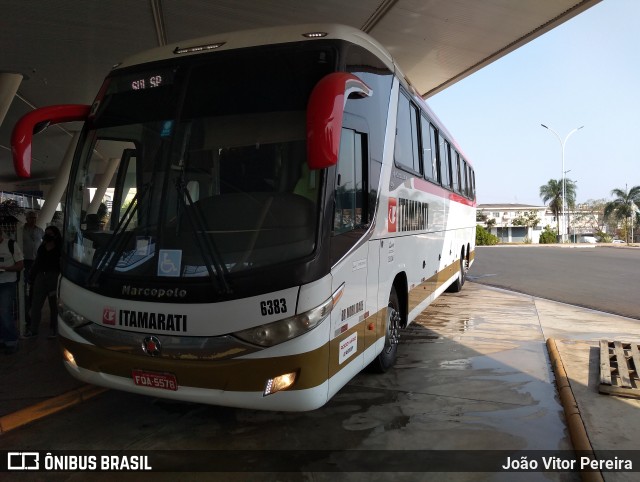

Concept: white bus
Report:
left=12, top=24, right=476, bottom=411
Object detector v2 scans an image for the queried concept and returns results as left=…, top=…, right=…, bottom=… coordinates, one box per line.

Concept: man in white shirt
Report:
left=0, top=229, right=24, bottom=354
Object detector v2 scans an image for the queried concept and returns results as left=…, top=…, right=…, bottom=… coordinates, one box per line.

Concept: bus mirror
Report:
left=11, top=104, right=90, bottom=178
left=306, top=72, right=371, bottom=170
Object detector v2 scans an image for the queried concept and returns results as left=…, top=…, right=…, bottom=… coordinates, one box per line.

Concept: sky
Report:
left=427, top=0, right=640, bottom=207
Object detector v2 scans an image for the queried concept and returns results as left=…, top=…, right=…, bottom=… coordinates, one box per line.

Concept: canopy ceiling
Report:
left=0, top=0, right=599, bottom=185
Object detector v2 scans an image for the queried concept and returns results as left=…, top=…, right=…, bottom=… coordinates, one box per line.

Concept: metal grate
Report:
left=599, top=340, right=640, bottom=398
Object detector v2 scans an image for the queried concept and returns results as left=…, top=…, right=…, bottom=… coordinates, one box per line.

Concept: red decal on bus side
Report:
left=388, top=198, right=397, bottom=232
left=103, top=307, right=116, bottom=325
left=413, top=178, right=476, bottom=207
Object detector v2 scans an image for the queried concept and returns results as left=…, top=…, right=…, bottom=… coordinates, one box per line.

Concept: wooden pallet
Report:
left=599, top=340, right=640, bottom=398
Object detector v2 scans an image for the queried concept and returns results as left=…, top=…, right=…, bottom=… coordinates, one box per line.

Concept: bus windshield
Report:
left=65, top=44, right=335, bottom=288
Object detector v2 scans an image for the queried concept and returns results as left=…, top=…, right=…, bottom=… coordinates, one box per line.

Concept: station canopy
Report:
left=0, top=0, right=599, bottom=183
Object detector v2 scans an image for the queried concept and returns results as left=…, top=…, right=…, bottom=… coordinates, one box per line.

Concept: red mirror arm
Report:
left=11, top=104, right=90, bottom=178
left=306, top=73, right=371, bottom=170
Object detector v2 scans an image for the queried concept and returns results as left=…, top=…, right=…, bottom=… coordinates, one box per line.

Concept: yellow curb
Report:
left=0, top=385, right=107, bottom=434
left=546, top=338, right=603, bottom=482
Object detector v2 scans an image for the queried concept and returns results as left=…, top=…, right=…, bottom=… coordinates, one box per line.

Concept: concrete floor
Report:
left=2, top=282, right=639, bottom=481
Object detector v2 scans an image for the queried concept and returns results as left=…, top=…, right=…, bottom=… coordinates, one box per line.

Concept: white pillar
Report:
left=37, top=132, right=80, bottom=228
left=87, top=157, right=120, bottom=214
left=0, top=72, right=23, bottom=126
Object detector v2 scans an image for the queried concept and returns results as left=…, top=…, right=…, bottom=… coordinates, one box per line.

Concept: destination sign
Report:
left=109, top=68, right=176, bottom=94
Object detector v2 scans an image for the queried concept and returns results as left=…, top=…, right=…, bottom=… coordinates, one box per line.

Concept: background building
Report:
left=477, top=203, right=606, bottom=243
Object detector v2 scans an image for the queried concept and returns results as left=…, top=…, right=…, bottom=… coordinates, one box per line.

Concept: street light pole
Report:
left=541, top=124, right=584, bottom=242
left=564, top=170, right=573, bottom=242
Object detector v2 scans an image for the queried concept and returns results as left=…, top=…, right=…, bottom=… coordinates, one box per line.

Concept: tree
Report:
left=539, top=225, right=557, bottom=244
left=0, top=199, right=24, bottom=226
left=476, top=210, right=496, bottom=229
left=571, top=199, right=608, bottom=234
left=476, top=225, right=499, bottom=246
left=0, top=199, right=23, bottom=219
left=512, top=211, right=541, bottom=228
left=539, top=178, right=577, bottom=236
left=604, top=185, right=640, bottom=243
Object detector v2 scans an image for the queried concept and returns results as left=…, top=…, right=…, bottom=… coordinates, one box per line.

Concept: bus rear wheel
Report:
left=370, top=285, right=401, bottom=373
left=447, top=255, right=466, bottom=293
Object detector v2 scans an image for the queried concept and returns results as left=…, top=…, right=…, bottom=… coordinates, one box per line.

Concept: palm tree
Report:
left=604, top=185, right=640, bottom=243
left=539, top=178, right=577, bottom=237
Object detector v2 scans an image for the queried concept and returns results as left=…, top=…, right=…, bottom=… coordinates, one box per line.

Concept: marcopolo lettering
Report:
left=122, top=285, right=187, bottom=299
left=119, top=310, right=187, bottom=332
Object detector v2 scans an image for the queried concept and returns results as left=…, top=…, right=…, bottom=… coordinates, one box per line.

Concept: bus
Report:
left=12, top=24, right=476, bottom=411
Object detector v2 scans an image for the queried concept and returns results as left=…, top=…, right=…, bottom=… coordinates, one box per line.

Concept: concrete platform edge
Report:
left=546, top=337, right=603, bottom=482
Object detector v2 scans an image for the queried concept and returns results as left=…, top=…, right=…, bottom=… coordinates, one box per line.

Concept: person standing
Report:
left=0, top=229, right=24, bottom=354
left=24, top=226, right=61, bottom=339
left=22, top=211, right=44, bottom=331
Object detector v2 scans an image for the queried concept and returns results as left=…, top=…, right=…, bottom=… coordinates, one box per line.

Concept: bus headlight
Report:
left=264, top=371, right=297, bottom=396
left=62, top=348, right=77, bottom=366
left=234, top=284, right=344, bottom=347
left=58, top=301, right=90, bottom=328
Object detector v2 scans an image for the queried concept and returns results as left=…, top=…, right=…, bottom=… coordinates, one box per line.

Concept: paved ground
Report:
left=469, top=244, right=640, bottom=320
left=1, top=281, right=640, bottom=481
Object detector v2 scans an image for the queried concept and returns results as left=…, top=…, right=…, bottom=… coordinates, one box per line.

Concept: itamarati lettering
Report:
left=119, top=310, right=187, bottom=332
left=397, top=198, right=428, bottom=232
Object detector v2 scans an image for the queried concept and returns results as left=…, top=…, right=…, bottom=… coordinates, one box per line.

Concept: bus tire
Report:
left=447, top=256, right=466, bottom=293
left=370, top=285, right=401, bottom=373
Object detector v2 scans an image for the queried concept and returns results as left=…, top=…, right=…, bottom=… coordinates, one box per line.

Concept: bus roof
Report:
left=115, top=24, right=398, bottom=74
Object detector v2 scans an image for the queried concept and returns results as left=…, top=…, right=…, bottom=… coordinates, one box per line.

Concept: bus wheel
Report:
left=447, top=256, right=466, bottom=293
left=370, top=286, right=401, bottom=373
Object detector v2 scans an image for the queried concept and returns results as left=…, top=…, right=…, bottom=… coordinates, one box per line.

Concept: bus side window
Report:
left=428, top=124, right=441, bottom=184
left=334, top=128, right=365, bottom=235
left=472, top=169, right=476, bottom=200
left=453, top=151, right=462, bottom=194
left=464, top=160, right=471, bottom=198
left=461, top=159, right=468, bottom=198
left=421, top=117, right=435, bottom=183
left=439, top=138, right=452, bottom=189
left=394, top=92, right=421, bottom=174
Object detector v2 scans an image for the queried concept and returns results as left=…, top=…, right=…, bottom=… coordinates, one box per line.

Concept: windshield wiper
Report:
left=174, top=178, right=232, bottom=295
left=86, top=182, right=151, bottom=287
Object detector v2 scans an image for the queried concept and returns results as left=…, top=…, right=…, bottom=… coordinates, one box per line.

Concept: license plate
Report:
left=132, top=369, right=178, bottom=391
